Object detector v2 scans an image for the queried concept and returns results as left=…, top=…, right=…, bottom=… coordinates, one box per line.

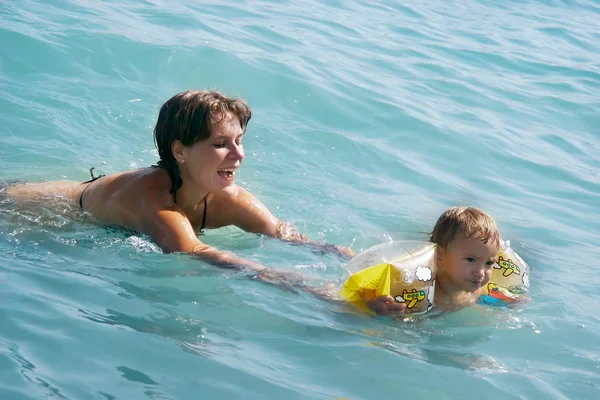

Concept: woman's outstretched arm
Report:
left=212, top=185, right=356, bottom=259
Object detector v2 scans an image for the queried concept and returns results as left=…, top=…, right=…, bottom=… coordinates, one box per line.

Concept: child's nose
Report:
left=473, top=266, right=486, bottom=278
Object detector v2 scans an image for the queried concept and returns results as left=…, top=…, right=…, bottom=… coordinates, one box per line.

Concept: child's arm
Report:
left=361, top=292, right=407, bottom=316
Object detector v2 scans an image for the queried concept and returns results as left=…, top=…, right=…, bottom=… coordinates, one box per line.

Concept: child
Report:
left=361, top=206, right=501, bottom=316
left=252, top=206, right=509, bottom=318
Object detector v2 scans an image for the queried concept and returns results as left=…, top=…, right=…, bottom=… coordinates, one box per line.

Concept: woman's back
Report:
left=6, top=168, right=175, bottom=232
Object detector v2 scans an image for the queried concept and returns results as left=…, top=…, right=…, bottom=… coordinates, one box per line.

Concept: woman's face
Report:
left=177, top=113, right=245, bottom=192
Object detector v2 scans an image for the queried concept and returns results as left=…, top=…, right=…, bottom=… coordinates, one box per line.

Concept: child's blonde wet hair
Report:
left=428, top=206, right=500, bottom=249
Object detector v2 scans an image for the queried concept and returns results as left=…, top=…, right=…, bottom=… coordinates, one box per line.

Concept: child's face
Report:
left=438, top=232, right=498, bottom=293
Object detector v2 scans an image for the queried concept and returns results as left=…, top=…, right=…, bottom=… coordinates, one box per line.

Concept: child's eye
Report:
left=466, top=257, right=475, bottom=262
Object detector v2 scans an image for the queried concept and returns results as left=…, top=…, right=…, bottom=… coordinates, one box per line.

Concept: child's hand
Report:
left=365, top=295, right=406, bottom=316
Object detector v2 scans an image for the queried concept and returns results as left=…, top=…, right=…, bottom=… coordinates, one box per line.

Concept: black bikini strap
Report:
left=82, top=167, right=105, bottom=184
left=200, top=196, right=207, bottom=233
left=79, top=167, right=105, bottom=209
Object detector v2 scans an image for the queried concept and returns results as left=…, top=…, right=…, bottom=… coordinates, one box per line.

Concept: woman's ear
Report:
left=171, top=140, right=186, bottom=164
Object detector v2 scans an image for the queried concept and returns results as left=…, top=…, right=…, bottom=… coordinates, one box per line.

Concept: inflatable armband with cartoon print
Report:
left=340, top=241, right=436, bottom=315
left=478, top=239, right=530, bottom=306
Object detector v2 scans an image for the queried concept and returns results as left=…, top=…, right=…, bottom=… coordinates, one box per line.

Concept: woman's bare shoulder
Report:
left=208, top=184, right=279, bottom=234
left=210, top=184, right=252, bottom=203
left=118, top=167, right=170, bottom=190
left=108, top=167, right=174, bottom=206
left=82, top=168, right=175, bottom=228
left=209, top=185, right=261, bottom=214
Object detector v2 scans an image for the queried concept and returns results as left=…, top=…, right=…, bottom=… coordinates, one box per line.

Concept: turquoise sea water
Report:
left=1, top=0, right=599, bottom=398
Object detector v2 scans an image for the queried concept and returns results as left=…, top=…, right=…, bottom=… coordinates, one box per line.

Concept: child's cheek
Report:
left=483, top=269, right=493, bottom=284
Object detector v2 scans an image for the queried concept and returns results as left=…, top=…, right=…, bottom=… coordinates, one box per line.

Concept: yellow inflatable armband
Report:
left=479, top=240, right=530, bottom=306
left=340, top=241, right=436, bottom=315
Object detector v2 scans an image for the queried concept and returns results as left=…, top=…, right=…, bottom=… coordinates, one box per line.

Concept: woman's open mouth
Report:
left=217, top=168, right=236, bottom=180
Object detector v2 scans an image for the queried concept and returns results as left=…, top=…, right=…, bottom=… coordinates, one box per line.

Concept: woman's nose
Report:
left=228, top=143, right=244, bottom=160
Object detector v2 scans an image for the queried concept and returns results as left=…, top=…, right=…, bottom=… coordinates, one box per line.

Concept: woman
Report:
left=6, top=90, right=354, bottom=271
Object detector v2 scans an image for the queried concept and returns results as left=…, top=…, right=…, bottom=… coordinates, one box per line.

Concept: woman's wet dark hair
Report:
left=153, top=90, right=252, bottom=194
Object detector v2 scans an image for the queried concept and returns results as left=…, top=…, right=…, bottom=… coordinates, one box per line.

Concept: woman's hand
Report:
left=334, top=245, right=356, bottom=259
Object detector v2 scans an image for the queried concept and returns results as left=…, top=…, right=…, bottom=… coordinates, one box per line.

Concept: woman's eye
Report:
left=213, top=143, right=226, bottom=148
